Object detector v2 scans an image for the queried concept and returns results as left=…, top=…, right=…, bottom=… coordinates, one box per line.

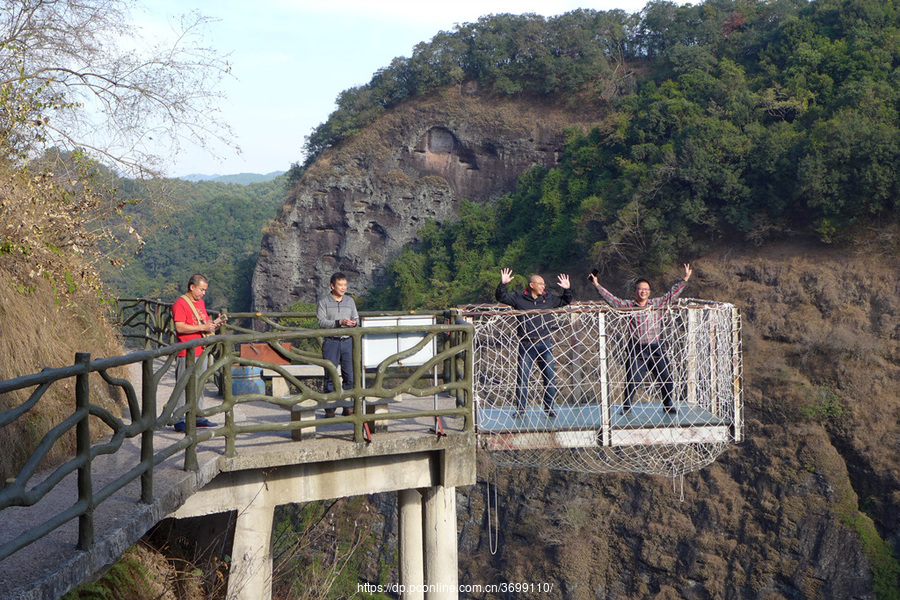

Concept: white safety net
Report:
left=461, top=300, right=742, bottom=478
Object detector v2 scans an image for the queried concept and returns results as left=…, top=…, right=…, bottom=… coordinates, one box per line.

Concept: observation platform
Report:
left=463, top=300, right=743, bottom=465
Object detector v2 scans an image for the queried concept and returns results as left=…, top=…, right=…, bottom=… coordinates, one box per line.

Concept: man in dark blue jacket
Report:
left=495, top=268, right=572, bottom=417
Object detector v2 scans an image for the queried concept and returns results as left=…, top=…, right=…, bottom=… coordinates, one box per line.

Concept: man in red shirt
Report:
left=171, top=274, right=225, bottom=431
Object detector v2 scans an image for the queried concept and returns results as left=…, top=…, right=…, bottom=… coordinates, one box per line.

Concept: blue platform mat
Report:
left=477, top=402, right=731, bottom=434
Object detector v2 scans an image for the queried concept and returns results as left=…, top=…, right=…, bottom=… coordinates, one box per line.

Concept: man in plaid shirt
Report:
left=589, top=264, right=692, bottom=414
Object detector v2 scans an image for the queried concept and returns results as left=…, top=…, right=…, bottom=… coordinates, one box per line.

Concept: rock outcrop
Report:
left=251, top=88, right=604, bottom=309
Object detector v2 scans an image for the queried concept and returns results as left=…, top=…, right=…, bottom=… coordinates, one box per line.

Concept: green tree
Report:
left=103, top=176, right=286, bottom=311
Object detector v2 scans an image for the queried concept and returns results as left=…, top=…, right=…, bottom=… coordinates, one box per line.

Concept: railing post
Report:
left=352, top=329, right=364, bottom=442
left=687, top=308, right=698, bottom=407
left=732, top=306, right=743, bottom=443
left=598, top=312, right=610, bottom=447
left=140, top=356, right=155, bottom=503
left=75, top=352, right=94, bottom=551
left=144, top=301, right=152, bottom=350
left=709, top=310, right=720, bottom=417
left=464, top=327, right=474, bottom=432
left=223, top=348, right=236, bottom=458
left=184, top=351, right=199, bottom=471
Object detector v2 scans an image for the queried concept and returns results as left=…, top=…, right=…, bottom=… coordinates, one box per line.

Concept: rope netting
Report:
left=460, top=300, right=742, bottom=478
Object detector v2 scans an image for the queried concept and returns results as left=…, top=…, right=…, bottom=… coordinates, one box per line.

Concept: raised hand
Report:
left=683, top=263, right=693, bottom=281
left=500, top=268, right=513, bottom=285
left=557, top=273, right=570, bottom=289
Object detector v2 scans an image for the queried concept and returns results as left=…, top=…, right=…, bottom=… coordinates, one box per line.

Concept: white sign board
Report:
left=361, top=315, right=436, bottom=368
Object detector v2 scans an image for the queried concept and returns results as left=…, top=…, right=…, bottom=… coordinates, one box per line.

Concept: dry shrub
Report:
left=0, top=271, right=126, bottom=482
left=0, top=156, right=128, bottom=484
left=62, top=543, right=176, bottom=600
left=381, top=168, right=412, bottom=188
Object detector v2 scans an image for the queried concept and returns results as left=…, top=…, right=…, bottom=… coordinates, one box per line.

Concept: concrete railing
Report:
left=0, top=302, right=475, bottom=576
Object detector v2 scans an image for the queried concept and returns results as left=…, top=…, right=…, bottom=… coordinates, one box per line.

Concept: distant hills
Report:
left=179, top=171, right=286, bottom=185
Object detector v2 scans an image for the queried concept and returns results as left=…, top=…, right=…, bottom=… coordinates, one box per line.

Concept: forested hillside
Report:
left=102, top=176, right=287, bottom=312
left=180, top=171, right=285, bottom=184
left=294, top=0, right=900, bottom=309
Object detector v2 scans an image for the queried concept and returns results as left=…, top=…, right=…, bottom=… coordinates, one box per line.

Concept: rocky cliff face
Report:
left=447, top=242, right=900, bottom=599
left=251, top=88, right=604, bottom=310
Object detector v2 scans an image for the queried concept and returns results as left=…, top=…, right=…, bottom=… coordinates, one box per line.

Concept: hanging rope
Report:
left=484, top=465, right=500, bottom=555
left=673, top=472, right=685, bottom=501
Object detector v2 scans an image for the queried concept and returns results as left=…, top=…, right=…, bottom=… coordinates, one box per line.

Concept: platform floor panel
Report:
left=476, top=402, right=732, bottom=434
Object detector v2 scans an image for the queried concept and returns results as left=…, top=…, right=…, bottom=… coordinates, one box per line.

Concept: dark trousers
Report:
left=515, top=339, right=556, bottom=411
left=625, top=341, right=674, bottom=408
left=322, top=337, right=354, bottom=392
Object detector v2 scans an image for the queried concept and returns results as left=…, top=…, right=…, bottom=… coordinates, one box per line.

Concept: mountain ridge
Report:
left=178, top=171, right=285, bottom=185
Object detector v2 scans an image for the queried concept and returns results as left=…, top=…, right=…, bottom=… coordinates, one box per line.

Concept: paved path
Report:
left=0, top=361, right=467, bottom=600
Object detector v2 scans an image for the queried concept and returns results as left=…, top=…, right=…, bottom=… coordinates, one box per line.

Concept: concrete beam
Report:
left=172, top=452, right=439, bottom=518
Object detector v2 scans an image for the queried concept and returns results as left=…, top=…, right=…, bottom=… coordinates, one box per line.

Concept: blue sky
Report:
left=139, top=0, right=659, bottom=177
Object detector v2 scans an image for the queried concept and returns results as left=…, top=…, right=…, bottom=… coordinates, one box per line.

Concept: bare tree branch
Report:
left=0, top=0, right=236, bottom=177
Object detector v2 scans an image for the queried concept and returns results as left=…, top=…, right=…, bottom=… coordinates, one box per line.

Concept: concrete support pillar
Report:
left=422, top=486, right=457, bottom=600
left=399, top=489, right=425, bottom=599
left=227, top=503, right=275, bottom=600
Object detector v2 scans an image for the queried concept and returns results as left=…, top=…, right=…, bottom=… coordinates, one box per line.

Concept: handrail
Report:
left=0, top=299, right=475, bottom=566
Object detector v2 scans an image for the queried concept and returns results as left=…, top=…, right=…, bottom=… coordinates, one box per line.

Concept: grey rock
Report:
left=251, top=95, right=580, bottom=310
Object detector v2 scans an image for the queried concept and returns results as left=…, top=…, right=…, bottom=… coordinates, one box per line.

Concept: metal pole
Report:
left=224, top=348, right=236, bottom=458
left=143, top=301, right=152, bottom=350
left=599, top=312, right=610, bottom=447
left=732, top=306, right=743, bottom=443
left=353, top=329, right=364, bottom=442
left=464, top=327, right=475, bottom=432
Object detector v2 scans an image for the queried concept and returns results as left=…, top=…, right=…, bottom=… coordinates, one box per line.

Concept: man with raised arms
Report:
left=589, top=264, right=692, bottom=414
left=495, top=268, right=572, bottom=418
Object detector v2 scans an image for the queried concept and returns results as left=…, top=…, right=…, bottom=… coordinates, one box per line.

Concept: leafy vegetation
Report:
left=842, top=505, right=900, bottom=600
left=366, top=200, right=501, bottom=309
left=799, top=385, right=844, bottom=421
left=303, top=10, right=636, bottom=163
left=61, top=546, right=153, bottom=600
left=272, top=498, right=392, bottom=600
left=364, top=0, right=900, bottom=309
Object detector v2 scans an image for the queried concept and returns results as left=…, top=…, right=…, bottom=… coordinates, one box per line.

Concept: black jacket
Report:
left=495, top=283, right=573, bottom=342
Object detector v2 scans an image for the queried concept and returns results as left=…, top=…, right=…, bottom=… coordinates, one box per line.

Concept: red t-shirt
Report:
left=172, top=295, right=209, bottom=357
